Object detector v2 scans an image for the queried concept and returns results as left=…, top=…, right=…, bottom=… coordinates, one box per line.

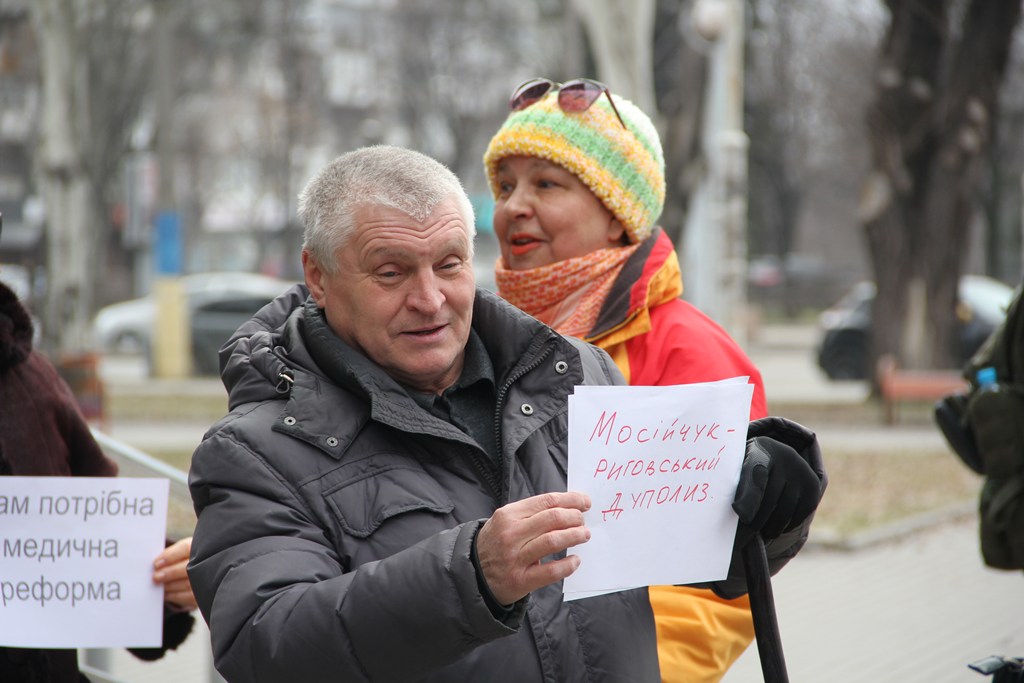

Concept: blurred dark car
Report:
left=816, top=275, right=1015, bottom=381
left=92, top=272, right=296, bottom=375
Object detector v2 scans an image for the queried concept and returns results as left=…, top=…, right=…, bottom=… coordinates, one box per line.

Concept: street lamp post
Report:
left=681, top=0, right=749, bottom=346
left=150, top=0, right=191, bottom=379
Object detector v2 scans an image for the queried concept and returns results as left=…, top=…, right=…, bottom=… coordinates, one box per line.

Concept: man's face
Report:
left=303, top=198, right=476, bottom=394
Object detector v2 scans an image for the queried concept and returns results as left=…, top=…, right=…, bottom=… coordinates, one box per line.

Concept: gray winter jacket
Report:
left=188, top=286, right=663, bottom=682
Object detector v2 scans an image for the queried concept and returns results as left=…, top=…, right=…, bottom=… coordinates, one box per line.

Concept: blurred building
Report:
left=0, top=0, right=562, bottom=312
left=0, top=1, right=44, bottom=307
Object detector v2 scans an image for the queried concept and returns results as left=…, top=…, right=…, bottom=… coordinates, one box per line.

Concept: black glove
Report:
left=732, top=418, right=825, bottom=546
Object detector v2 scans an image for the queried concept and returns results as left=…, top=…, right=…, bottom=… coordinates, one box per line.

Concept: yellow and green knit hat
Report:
left=483, top=88, right=666, bottom=244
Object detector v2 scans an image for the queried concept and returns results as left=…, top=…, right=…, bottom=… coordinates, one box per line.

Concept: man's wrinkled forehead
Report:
left=359, top=231, right=470, bottom=262
left=348, top=200, right=471, bottom=253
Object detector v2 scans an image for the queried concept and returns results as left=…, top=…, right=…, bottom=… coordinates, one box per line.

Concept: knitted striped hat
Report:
left=483, top=87, right=665, bottom=244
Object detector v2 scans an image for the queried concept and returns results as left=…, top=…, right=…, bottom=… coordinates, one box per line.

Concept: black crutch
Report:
left=742, top=534, right=789, bottom=683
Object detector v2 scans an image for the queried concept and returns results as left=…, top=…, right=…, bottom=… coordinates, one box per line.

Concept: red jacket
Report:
left=580, top=229, right=767, bottom=419
left=577, top=229, right=767, bottom=683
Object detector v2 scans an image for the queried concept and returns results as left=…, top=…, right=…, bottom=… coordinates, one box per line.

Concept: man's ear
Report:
left=302, top=250, right=327, bottom=307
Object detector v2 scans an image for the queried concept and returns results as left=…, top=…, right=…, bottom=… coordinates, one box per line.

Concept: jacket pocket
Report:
left=323, top=457, right=455, bottom=539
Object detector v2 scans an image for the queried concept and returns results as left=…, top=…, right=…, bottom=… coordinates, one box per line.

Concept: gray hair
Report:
left=298, top=145, right=476, bottom=273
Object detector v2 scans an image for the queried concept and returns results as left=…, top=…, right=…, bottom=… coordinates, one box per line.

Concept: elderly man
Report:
left=187, top=145, right=825, bottom=682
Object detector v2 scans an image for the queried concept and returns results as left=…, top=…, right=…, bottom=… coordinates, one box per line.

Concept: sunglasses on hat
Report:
left=508, top=78, right=627, bottom=130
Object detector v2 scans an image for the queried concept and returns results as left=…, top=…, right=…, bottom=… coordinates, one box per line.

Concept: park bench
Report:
left=876, top=354, right=968, bottom=424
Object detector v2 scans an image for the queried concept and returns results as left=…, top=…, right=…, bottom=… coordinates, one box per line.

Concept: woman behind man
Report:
left=483, top=78, right=768, bottom=682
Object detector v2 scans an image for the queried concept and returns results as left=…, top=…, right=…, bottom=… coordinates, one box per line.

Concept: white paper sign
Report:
left=564, top=380, right=753, bottom=600
left=0, top=477, right=169, bottom=648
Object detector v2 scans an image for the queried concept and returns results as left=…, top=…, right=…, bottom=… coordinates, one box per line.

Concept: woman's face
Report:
left=492, top=156, right=625, bottom=270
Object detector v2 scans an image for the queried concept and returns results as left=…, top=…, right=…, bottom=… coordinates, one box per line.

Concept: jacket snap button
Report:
left=554, top=360, right=569, bottom=374
left=326, top=437, right=339, bottom=447
left=283, top=416, right=297, bottom=426
left=521, top=403, right=534, bottom=415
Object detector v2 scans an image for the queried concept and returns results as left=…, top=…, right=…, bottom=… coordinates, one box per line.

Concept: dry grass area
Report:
left=812, top=446, right=982, bottom=535
left=153, top=448, right=193, bottom=474
left=764, top=400, right=984, bottom=537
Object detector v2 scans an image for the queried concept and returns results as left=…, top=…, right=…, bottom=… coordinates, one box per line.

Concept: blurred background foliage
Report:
left=1, top=0, right=1023, bottom=373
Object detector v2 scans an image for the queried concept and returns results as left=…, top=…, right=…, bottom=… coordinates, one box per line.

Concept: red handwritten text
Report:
left=601, top=493, right=624, bottom=521
left=592, top=457, right=721, bottom=480
left=600, top=483, right=713, bottom=522
left=588, top=410, right=722, bottom=447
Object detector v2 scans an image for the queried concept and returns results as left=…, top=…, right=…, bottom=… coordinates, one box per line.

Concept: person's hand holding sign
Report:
left=476, top=492, right=593, bottom=606
left=153, top=537, right=198, bottom=611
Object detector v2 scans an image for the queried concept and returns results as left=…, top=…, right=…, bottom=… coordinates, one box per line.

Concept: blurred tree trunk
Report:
left=653, top=1, right=710, bottom=247
left=29, top=0, right=152, bottom=354
left=570, top=0, right=709, bottom=245
left=861, top=0, right=1021, bottom=377
left=570, top=0, right=657, bottom=113
left=745, top=0, right=804, bottom=316
left=30, top=0, right=98, bottom=355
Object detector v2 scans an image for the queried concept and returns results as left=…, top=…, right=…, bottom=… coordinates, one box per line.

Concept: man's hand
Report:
left=476, top=492, right=592, bottom=606
left=153, top=536, right=198, bottom=611
left=732, top=417, right=826, bottom=545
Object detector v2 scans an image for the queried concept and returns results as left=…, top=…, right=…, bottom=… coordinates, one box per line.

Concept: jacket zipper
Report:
left=491, top=342, right=556, bottom=503
left=275, top=369, right=295, bottom=394
left=469, top=445, right=502, bottom=505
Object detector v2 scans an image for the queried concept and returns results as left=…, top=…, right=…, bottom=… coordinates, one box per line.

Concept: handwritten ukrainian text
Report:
left=564, top=382, right=754, bottom=598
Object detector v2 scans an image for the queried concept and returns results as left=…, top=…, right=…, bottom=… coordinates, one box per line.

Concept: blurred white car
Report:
left=92, top=272, right=296, bottom=374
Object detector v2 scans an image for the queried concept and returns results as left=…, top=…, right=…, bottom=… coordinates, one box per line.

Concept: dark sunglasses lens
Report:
left=510, top=81, right=554, bottom=111
left=558, top=81, right=602, bottom=112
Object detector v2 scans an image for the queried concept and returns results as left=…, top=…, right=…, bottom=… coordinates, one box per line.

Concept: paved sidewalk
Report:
left=725, top=325, right=1024, bottom=681
left=722, top=514, right=1024, bottom=683
left=95, top=515, right=1021, bottom=683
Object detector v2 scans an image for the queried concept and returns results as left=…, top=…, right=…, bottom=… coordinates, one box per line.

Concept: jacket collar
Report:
left=223, top=284, right=581, bottom=461
left=586, top=227, right=683, bottom=344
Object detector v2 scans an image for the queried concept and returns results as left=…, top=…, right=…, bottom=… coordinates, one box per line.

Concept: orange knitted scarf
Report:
left=495, top=244, right=641, bottom=337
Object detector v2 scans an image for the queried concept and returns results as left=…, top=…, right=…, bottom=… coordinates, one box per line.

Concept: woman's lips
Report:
left=508, top=234, right=542, bottom=256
